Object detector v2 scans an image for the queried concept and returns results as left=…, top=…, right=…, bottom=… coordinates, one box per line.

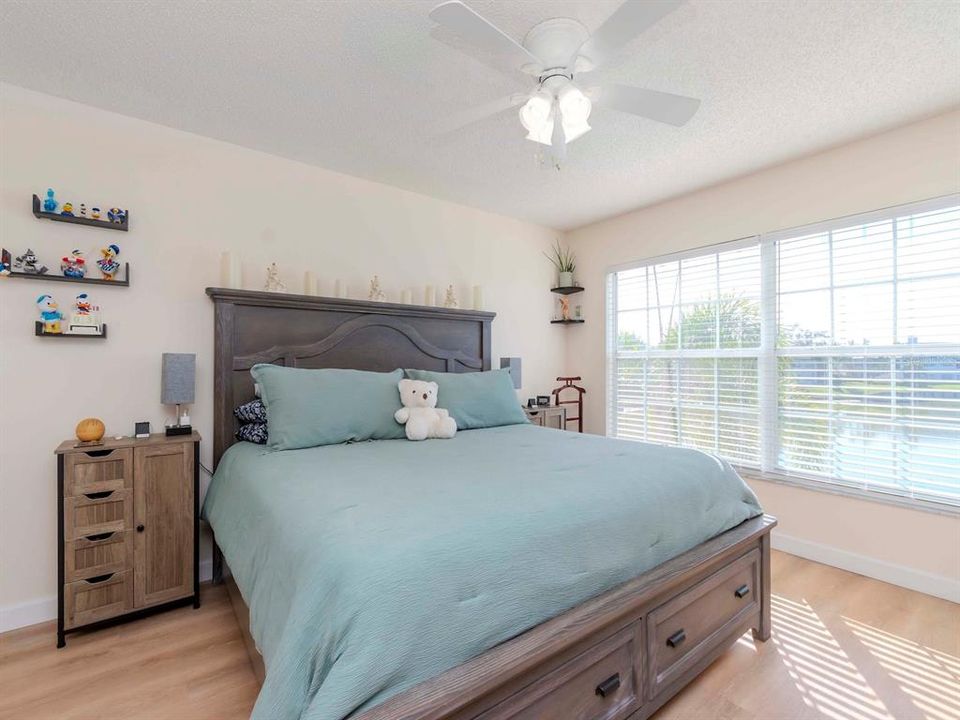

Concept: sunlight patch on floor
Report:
left=772, top=594, right=895, bottom=720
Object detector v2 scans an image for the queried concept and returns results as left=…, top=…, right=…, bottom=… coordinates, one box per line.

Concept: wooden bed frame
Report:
left=206, top=287, right=775, bottom=720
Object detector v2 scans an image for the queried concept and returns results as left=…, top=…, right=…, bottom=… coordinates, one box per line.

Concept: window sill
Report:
left=735, top=467, right=960, bottom=518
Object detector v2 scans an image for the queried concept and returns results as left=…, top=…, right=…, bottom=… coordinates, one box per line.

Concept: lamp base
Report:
left=165, top=424, right=192, bottom=437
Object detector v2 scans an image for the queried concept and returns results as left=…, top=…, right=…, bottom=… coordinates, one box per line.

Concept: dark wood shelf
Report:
left=35, top=321, right=107, bottom=338
left=550, top=286, right=584, bottom=295
left=6, top=263, right=130, bottom=287
left=551, top=319, right=585, bottom=324
left=33, top=194, right=129, bottom=231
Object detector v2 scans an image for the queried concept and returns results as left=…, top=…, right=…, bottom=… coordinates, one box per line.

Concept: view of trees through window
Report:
left=609, top=200, right=960, bottom=506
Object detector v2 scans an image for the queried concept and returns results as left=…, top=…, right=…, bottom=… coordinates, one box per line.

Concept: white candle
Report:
left=304, top=271, right=317, bottom=295
left=334, top=279, right=346, bottom=298
left=472, top=285, right=483, bottom=311
left=401, top=289, right=412, bottom=304
left=424, top=284, right=436, bottom=306
left=220, top=252, right=241, bottom=289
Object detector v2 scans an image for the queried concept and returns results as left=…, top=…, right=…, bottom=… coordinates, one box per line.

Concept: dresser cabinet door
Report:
left=133, top=443, right=194, bottom=608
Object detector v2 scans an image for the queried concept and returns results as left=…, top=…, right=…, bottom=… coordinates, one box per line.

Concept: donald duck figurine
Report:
left=36, top=294, right=63, bottom=334
left=60, top=249, right=86, bottom=279
left=96, top=244, right=121, bottom=280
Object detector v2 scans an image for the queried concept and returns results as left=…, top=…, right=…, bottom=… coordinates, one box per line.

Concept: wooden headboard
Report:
left=206, top=287, right=495, bottom=467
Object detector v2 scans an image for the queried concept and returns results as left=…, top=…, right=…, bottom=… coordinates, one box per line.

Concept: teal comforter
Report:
left=203, top=424, right=761, bottom=720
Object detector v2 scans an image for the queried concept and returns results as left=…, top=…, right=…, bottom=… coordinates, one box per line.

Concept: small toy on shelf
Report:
left=60, top=249, right=87, bottom=279
left=443, top=284, right=458, bottom=309
left=0, top=249, right=11, bottom=276
left=96, top=244, right=121, bottom=280
left=68, top=293, right=103, bottom=335
left=558, top=296, right=571, bottom=321
left=264, top=262, right=286, bottom=292
left=79, top=203, right=87, bottom=217
left=15, top=248, right=48, bottom=275
left=60, top=202, right=75, bottom=216
left=107, top=207, right=127, bottom=224
left=368, top=275, right=386, bottom=302
left=42, top=188, right=58, bottom=213
left=90, top=207, right=101, bottom=220
left=36, top=294, right=63, bottom=334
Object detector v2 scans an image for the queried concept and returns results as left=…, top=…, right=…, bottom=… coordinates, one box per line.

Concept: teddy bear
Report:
left=394, top=379, right=457, bottom=441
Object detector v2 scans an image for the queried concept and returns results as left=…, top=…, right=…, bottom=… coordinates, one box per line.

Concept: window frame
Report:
left=605, top=194, right=960, bottom=515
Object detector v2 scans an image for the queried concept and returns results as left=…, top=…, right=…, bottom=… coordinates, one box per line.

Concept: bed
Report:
left=205, top=287, right=776, bottom=720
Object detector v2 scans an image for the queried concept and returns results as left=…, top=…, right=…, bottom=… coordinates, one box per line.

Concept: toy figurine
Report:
left=96, top=244, right=121, bottom=280
left=67, top=293, right=102, bottom=335
left=79, top=203, right=87, bottom=217
left=14, top=248, right=48, bottom=274
left=74, top=293, right=93, bottom=314
left=107, top=207, right=127, bottom=224
left=559, top=296, right=571, bottom=321
left=264, top=262, right=286, bottom=292
left=443, top=285, right=458, bottom=309
left=368, top=275, right=386, bottom=302
left=0, top=248, right=11, bottom=276
left=60, top=249, right=86, bottom=279
left=36, top=294, right=63, bottom=334
left=61, top=202, right=75, bottom=216
left=91, top=207, right=101, bottom=220
left=42, top=188, right=58, bottom=213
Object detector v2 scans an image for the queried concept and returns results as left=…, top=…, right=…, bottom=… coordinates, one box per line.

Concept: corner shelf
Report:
left=6, top=264, right=130, bottom=287
left=35, top=321, right=107, bottom=338
left=551, top=319, right=585, bottom=325
left=32, top=195, right=129, bottom=232
left=550, top=286, right=584, bottom=295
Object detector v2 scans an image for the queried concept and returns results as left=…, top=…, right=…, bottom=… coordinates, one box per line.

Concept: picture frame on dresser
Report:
left=55, top=432, right=200, bottom=647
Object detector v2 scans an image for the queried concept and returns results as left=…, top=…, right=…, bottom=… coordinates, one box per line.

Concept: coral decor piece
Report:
left=368, top=275, right=386, bottom=302
left=443, top=285, right=458, bottom=308
left=264, top=263, right=286, bottom=292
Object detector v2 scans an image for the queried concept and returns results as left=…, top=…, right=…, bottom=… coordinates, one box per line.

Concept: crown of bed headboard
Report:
left=206, top=287, right=495, bottom=467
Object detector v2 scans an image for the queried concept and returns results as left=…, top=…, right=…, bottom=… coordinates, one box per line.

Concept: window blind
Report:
left=607, top=195, right=960, bottom=509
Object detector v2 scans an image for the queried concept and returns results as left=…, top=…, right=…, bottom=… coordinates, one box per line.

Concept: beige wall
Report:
left=0, top=84, right=567, bottom=627
left=566, top=109, right=960, bottom=599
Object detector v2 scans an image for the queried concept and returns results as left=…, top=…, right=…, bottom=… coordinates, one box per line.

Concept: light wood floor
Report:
left=1, top=551, right=957, bottom=720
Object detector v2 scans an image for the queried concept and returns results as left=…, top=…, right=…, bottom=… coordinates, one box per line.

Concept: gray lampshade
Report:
left=500, top=357, right=522, bottom=389
left=161, top=353, right=196, bottom=405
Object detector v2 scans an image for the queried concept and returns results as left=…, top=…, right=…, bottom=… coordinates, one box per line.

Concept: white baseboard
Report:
left=0, top=558, right=213, bottom=633
left=772, top=531, right=960, bottom=603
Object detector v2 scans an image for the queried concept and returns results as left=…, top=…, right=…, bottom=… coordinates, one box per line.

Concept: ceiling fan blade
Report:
left=429, top=1, right=543, bottom=75
left=578, top=0, right=684, bottom=69
left=594, top=84, right=700, bottom=127
left=428, top=93, right=528, bottom=136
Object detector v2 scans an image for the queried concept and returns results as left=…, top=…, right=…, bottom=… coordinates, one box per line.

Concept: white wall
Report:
left=0, top=84, right=567, bottom=629
left=566, top=109, right=960, bottom=601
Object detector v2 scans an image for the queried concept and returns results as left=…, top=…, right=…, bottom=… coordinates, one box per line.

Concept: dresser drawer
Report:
left=648, top=550, right=759, bottom=696
left=65, top=448, right=133, bottom=497
left=64, top=570, right=133, bottom=629
left=64, top=489, right=133, bottom=540
left=480, top=624, right=641, bottom=720
left=65, top=530, right=133, bottom=582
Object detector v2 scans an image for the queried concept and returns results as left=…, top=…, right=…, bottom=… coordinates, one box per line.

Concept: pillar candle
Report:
left=472, top=285, right=483, bottom=311
left=424, top=284, right=436, bottom=306
left=304, top=271, right=317, bottom=295
left=401, top=289, right=412, bottom=304
left=220, top=252, right=241, bottom=289
left=334, top=279, right=346, bottom=298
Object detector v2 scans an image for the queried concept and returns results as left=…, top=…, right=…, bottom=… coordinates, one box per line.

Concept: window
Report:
left=607, top=196, right=960, bottom=509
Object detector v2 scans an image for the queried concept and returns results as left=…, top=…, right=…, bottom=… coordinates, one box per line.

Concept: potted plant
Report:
left=545, top=239, right=576, bottom=288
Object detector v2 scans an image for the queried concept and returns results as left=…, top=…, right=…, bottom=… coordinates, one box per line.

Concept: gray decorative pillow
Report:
left=234, top=399, right=267, bottom=424
left=236, top=422, right=268, bottom=444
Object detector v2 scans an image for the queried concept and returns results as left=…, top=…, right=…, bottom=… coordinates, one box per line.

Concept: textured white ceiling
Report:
left=1, top=0, right=958, bottom=230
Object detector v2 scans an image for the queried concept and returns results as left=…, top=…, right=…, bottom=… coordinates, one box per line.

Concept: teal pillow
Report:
left=251, top=365, right=405, bottom=450
left=403, top=368, right=528, bottom=430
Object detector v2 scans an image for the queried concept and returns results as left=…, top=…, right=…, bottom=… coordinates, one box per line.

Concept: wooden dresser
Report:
left=55, top=432, right=200, bottom=647
left=524, top=405, right=567, bottom=429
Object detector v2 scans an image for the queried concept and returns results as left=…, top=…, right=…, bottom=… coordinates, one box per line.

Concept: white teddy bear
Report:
left=395, top=379, right=457, bottom=441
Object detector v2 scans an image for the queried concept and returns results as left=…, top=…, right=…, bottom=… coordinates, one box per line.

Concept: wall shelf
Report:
left=32, top=195, right=129, bottom=231
left=550, top=286, right=584, bottom=295
left=551, top=319, right=585, bottom=325
left=35, top=321, right=108, bottom=338
left=6, top=263, right=130, bottom=287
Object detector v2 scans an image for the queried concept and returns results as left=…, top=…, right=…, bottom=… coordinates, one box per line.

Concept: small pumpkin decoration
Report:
left=75, top=417, right=105, bottom=443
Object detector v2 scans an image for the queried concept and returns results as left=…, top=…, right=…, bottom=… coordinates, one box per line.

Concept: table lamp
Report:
left=162, top=352, right=195, bottom=436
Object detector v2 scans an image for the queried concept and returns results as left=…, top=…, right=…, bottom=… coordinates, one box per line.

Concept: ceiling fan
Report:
left=428, top=0, right=700, bottom=163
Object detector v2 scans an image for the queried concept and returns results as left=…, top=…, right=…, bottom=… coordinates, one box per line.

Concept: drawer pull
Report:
left=84, top=532, right=115, bottom=542
left=595, top=673, right=621, bottom=698
left=83, top=490, right=114, bottom=500
left=84, top=573, right=115, bottom=584
left=666, top=629, right=686, bottom=648
left=137, top=524, right=145, bottom=533
left=84, top=449, right=115, bottom=458
left=735, top=584, right=750, bottom=599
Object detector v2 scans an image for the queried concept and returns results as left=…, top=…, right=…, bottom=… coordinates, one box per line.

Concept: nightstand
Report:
left=54, top=432, right=200, bottom=647
left=525, top=405, right=567, bottom=430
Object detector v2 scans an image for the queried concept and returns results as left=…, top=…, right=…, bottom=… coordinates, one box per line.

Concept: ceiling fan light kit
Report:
left=428, top=0, right=700, bottom=164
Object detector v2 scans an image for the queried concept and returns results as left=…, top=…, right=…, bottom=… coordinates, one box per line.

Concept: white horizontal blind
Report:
left=607, top=195, right=960, bottom=509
